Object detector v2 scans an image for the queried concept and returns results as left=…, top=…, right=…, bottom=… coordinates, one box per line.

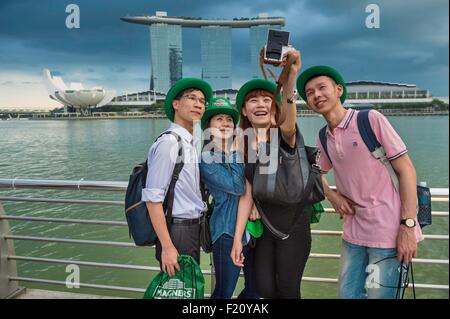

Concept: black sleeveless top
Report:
left=245, top=128, right=309, bottom=233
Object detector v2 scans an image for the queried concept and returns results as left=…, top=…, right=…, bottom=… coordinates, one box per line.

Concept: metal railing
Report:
left=0, top=178, right=448, bottom=298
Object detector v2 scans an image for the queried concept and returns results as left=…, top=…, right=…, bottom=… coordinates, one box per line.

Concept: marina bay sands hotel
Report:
left=121, top=12, right=285, bottom=93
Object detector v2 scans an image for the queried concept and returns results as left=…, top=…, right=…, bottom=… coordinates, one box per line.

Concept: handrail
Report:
left=3, top=233, right=448, bottom=248
left=1, top=178, right=448, bottom=298
left=8, top=253, right=449, bottom=267
left=0, top=196, right=448, bottom=216
left=1, top=214, right=448, bottom=227
left=0, top=215, right=127, bottom=226
left=0, top=178, right=127, bottom=191
left=0, top=178, right=128, bottom=192
left=9, top=276, right=448, bottom=294
left=0, top=178, right=448, bottom=200
left=0, top=196, right=123, bottom=206
left=8, top=277, right=146, bottom=294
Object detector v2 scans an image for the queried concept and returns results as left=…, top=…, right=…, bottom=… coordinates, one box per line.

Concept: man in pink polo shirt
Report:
left=296, top=65, right=423, bottom=299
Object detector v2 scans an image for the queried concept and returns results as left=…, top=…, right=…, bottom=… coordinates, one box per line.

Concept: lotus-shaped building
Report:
left=43, top=69, right=116, bottom=115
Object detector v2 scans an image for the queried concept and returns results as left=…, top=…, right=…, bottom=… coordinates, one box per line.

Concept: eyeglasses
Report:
left=181, top=95, right=206, bottom=106
left=370, top=255, right=416, bottom=299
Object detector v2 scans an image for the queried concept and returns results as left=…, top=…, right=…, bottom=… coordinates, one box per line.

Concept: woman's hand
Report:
left=282, top=49, right=302, bottom=75
left=327, top=190, right=356, bottom=218
left=249, top=204, right=261, bottom=221
left=230, top=239, right=245, bottom=267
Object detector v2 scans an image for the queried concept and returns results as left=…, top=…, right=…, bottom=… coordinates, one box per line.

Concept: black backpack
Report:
left=125, top=131, right=184, bottom=246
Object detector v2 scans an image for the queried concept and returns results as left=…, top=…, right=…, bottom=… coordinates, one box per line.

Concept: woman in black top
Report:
left=231, top=50, right=311, bottom=299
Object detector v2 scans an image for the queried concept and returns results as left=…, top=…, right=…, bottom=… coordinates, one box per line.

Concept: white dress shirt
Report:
left=142, top=122, right=206, bottom=219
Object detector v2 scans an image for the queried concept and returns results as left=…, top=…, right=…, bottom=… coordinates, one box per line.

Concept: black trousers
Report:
left=254, top=213, right=311, bottom=299
left=155, top=222, right=201, bottom=266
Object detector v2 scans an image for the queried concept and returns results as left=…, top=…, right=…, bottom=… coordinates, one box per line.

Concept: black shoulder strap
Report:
left=253, top=198, right=288, bottom=239
left=199, top=180, right=212, bottom=217
left=156, top=131, right=184, bottom=223
left=318, top=125, right=331, bottom=164
left=294, top=125, right=311, bottom=189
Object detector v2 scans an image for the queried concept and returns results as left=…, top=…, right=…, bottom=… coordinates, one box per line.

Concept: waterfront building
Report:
left=149, top=12, right=183, bottom=93
left=201, top=26, right=232, bottom=89
left=121, top=12, right=285, bottom=92
left=42, top=69, right=115, bottom=115
left=250, top=18, right=281, bottom=79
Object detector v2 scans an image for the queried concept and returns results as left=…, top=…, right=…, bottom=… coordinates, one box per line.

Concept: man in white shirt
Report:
left=142, top=78, right=213, bottom=276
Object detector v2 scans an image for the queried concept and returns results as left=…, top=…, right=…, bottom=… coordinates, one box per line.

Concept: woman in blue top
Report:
left=200, top=97, right=259, bottom=299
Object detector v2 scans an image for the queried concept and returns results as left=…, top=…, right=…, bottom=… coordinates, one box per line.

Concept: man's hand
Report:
left=396, top=226, right=417, bottom=263
left=161, top=244, right=180, bottom=277
left=328, top=190, right=356, bottom=217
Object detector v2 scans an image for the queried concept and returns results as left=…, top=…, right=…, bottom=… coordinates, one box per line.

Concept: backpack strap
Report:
left=356, top=110, right=380, bottom=152
left=295, top=126, right=311, bottom=189
left=356, top=110, right=400, bottom=192
left=154, top=131, right=185, bottom=223
left=318, top=125, right=331, bottom=164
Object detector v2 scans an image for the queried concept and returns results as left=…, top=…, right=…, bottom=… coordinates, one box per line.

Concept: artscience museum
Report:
left=42, top=69, right=116, bottom=115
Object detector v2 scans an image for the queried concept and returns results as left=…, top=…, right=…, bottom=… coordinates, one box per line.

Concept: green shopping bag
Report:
left=307, top=202, right=324, bottom=224
left=143, top=254, right=205, bottom=299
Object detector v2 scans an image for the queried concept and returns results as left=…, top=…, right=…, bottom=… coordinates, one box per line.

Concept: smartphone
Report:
left=265, top=29, right=290, bottom=62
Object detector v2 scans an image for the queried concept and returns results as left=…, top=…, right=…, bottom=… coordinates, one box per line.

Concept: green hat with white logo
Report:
left=201, top=97, right=240, bottom=130
left=296, top=65, right=347, bottom=103
left=164, top=78, right=213, bottom=122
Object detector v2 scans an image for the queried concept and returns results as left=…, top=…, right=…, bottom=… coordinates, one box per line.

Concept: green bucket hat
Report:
left=201, top=97, right=240, bottom=130
left=164, top=78, right=213, bottom=122
left=296, top=65, right=347, bottom=103
left=246, top=219, right=263, bottom=238
left=235, top=79, right=282, bottom=112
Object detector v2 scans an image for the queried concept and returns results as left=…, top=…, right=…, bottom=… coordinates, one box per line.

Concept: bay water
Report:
left=0, top=116, right=448, bottom=298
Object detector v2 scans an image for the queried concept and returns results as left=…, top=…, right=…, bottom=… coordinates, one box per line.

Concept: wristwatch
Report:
left=287, top=89, right=299, bottom=104
left=400, top=218, right=416, bottom=228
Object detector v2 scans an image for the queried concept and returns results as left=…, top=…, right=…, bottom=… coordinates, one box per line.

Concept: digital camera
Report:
left=263, top=29, right=293, bottom=65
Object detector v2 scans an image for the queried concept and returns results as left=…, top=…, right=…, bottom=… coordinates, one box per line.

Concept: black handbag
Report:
left=199, top=182, right=213, bottom=253
left=252, top=126, right=325, bottom=239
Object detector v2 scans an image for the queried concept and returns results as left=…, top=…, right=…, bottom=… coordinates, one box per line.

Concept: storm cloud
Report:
left=0, top=0, right=448, bottom=108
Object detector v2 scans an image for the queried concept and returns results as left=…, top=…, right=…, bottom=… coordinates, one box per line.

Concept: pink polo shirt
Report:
left=316, top=109, right=423, bottom=248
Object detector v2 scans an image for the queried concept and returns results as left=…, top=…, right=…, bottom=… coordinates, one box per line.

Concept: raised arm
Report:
left=279, top=49, right=302, bottom=148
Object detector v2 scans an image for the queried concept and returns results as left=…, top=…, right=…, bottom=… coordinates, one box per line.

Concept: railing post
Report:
left=0, top=202, right=22, bottom=298
left=209, top=254, right=215, bottom=296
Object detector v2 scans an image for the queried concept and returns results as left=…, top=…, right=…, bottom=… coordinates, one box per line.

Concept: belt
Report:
left=170, top=217, right=202, bottom=225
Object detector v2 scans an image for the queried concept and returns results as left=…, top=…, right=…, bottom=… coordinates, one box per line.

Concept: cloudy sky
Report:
left=0, top=0, right=448, bottom=109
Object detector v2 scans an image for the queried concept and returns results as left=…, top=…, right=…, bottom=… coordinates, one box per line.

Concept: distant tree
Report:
left=431, top=99, right=449, bottom=111
left=50, top=107, right=64, bottom=114
left=94, top=105, right=129, bottom=112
